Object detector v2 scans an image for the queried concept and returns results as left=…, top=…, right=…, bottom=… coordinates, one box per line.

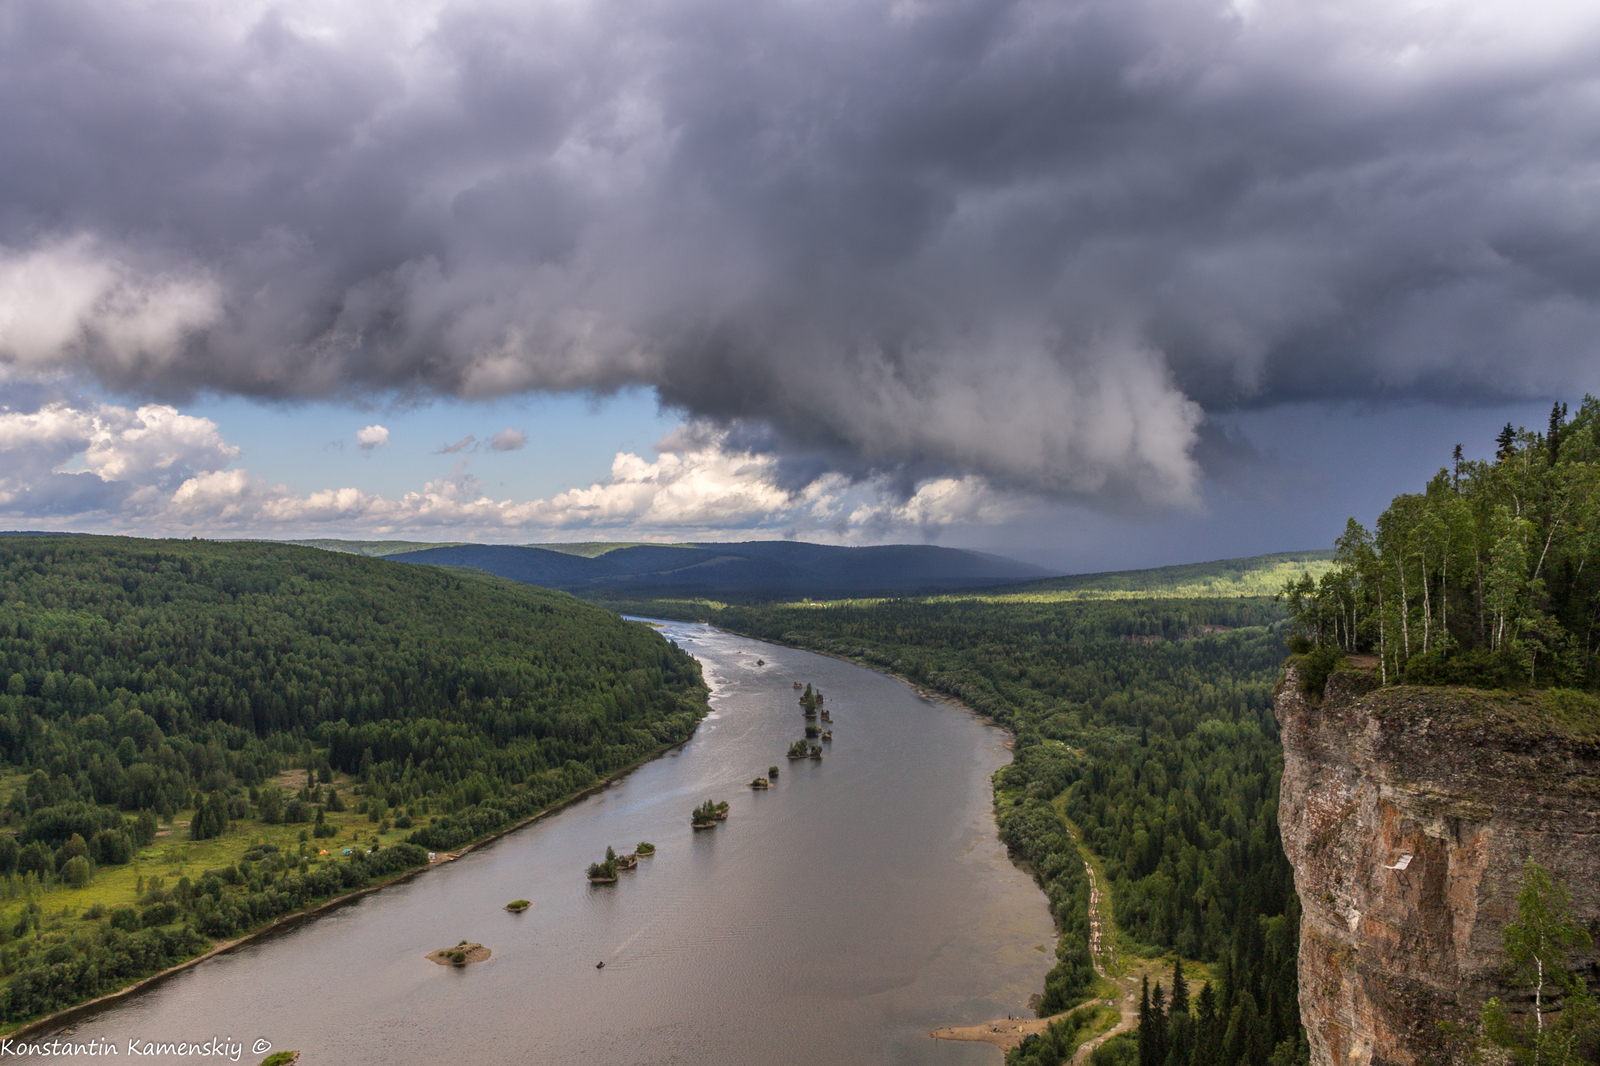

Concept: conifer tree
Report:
left=1139, top=977, right=1155, bottom=1066
left=1150, top=982, right=1169, bottom=1066
left=1497, top=422, right=1518, bottom=461
left=1192, top=983, right=1220, bottom=1066
left=1170, top=959, right=1189, bottom=1017
left=1549, top=402, right=1567, bottom=465
left=1223, top=991, right=1267, bottom=1066
left=1167, top=960, right=1195, bottom=1066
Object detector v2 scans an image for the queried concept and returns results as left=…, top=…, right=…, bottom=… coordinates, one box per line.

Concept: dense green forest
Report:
left=1284, top=397, right=1600, bottom=689
left=600, top=593, right=1305, bottom=1065
left=0, top=536, right=708, bottom=1024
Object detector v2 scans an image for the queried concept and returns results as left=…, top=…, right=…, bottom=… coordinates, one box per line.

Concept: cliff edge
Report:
left=1275, top=663, right=1600, bottom=1066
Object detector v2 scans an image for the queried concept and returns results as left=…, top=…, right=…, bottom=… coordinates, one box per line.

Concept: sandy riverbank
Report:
left=930, top=990, right=1136, bottom=1063
left=931, top=1014, right=1059, bottom=1053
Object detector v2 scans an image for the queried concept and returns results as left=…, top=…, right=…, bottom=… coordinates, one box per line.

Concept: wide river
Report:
left=28, top=621, right=1056, bottom=1064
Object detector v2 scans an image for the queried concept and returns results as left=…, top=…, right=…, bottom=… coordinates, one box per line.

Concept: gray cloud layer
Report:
left=3, top=0, right=1598, bottom=507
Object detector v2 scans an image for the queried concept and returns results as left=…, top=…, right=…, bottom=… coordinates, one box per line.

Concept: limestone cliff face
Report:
left=1275, top=665, right=1600, bottom=1066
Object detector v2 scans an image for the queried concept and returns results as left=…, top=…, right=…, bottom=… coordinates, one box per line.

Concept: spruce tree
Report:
left=1549, top=401, right=1567, bottom=465
left=1139, top=977, right=1155, bottom=1066
left=1167, top=1007, right=1195, bottom=1066
left=1150, top=982, right=1169, bottom=1066
left=1496, top=422, right=1517, bottom=461
left=1193, top=983, right=1220, bottom=1066
left=1223, top=991, right=1267, bottom=1066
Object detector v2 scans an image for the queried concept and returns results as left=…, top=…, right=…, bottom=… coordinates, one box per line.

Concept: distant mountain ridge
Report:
left=285, top=538, right=650, bottom=558
left=380, top=540, right=1055, bottom=594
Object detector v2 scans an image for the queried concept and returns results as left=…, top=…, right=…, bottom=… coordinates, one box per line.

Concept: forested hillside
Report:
left=603, top=594, right=1305, bottom=1066
left=1285, top=397, right=1600, bottom=690
left=0, top=536, right=708, bottom=1025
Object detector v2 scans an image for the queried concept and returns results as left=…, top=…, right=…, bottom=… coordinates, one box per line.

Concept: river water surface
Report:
left=29, top=621, right=1056, bottom=1064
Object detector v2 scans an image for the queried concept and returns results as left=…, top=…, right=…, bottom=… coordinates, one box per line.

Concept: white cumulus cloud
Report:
left=0, top=394, right=1022, bottom=541
left=0, top=400, right=238, bottom=517
left=356, top=425, right=390, bottom=451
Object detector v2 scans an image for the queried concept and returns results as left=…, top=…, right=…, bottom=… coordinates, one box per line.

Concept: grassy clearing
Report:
left=946, top=551, right=1336, bottom=603
left=601, top=552, right=1335, bottom=617
left=0, top=770, right=412, bottom=932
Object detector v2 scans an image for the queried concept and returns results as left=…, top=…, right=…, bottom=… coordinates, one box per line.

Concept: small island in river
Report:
left=427, top=942, right=491, bottom=966
left=691, top=799, right=727, bottom=829
left=505, top=900, right=531, bottom=913
left=588, top=847, right=622, bottom=881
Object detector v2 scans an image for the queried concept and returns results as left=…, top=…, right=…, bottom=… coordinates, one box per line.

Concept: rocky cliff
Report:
left=1275, top=663, right=1600, bottom=1066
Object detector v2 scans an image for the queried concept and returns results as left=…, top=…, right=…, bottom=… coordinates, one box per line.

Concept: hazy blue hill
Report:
left=285, top=538, right=470, bottom=556
left=382, top=540, right=1053, bottom=594
left=291, top=538, right=651, bottom=558
left=382, top=543, right=609, bottom=585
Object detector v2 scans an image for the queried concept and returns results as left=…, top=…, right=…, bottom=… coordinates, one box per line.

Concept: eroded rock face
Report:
left=1275, top=665, right=1600, bottom=1066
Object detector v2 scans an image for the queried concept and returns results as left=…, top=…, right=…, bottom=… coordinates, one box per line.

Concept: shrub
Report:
left=60, top=855, right=93, bottom=888
left=140, top=902, right=180, bottom=927
left=1089, top=1032, right=1137, bottom=1066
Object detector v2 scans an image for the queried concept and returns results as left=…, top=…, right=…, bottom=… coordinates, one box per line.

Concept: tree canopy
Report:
left=0, top=535, right=708, bottom=1024
left=608, top=592, right=1300, bottom=1045
left=1283, top=397, right=1600, bottom=688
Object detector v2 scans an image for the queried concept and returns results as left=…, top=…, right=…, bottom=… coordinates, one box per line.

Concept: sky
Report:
left=1, top=0, right=1598, bottom=572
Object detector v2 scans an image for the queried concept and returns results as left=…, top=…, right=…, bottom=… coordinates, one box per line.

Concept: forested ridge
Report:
left=1285, top=397, right=1600, bottom=693
left=599, top=594, right=1305, bottom=1066
left=0, top=536, right=708, bottom=1025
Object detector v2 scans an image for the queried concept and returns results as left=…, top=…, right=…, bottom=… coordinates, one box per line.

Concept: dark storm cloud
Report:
left=2, top=0, right=1599, bottom=507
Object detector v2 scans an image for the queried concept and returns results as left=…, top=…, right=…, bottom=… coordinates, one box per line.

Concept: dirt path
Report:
left=1074, top=832, right=1116, bottom=978
left=1070, top=987, right=1138, bottom=1065
left=1067, top=828, right=1137, bottom=1065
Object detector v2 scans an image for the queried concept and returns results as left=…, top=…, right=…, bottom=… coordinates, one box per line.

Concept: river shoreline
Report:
left=4, top=728, right=704, bottom=1042
left=666, top=623, right=1073, bottom=1038
left=14, top=623, right=1053, bottom=1059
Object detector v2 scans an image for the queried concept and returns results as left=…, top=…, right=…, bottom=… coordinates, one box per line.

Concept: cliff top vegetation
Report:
left=1283, top=397, right=1600, bottom=692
